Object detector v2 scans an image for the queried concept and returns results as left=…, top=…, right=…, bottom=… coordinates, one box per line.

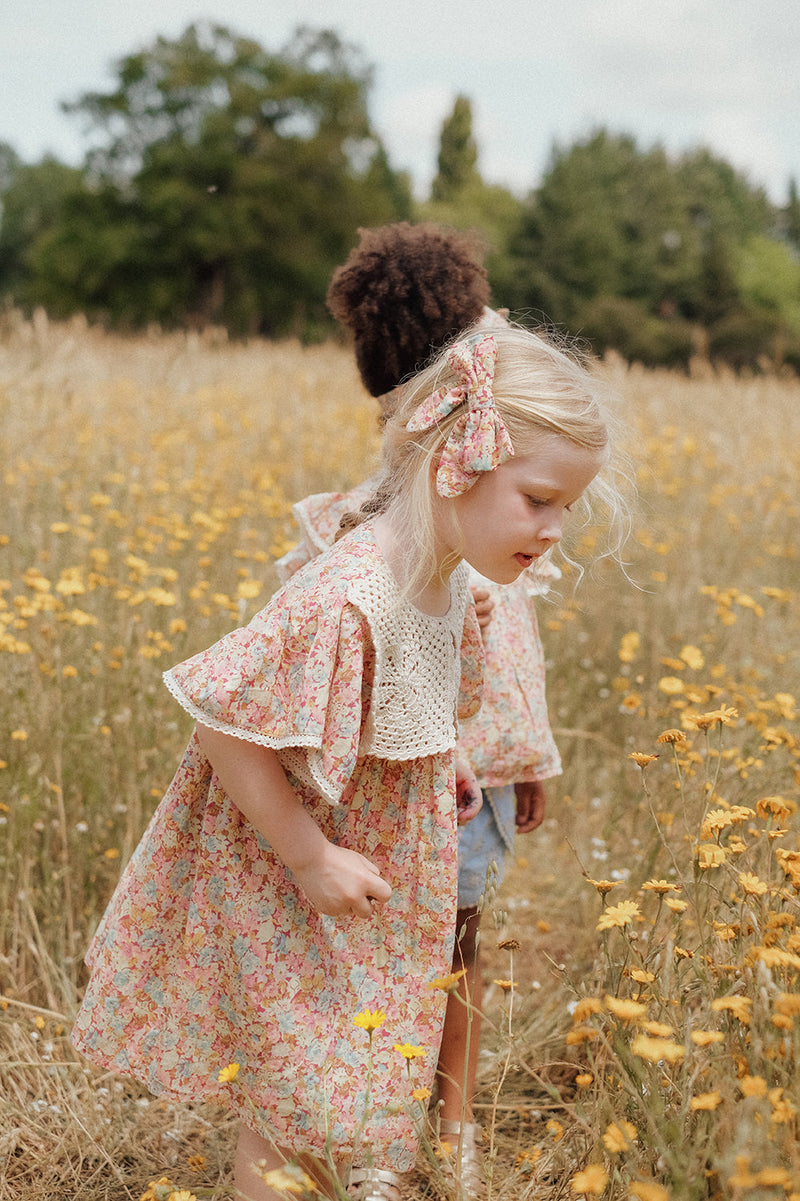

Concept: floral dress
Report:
left=278, top=490, right=562, bottom=864
left=72, top=523, right=483, bottom=1172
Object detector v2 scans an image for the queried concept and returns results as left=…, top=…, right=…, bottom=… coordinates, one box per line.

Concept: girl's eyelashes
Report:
left=526, top=494, right=577, bottom=513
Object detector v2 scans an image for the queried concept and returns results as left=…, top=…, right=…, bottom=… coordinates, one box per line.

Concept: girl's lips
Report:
left=514, top=553, right=534, bottom=566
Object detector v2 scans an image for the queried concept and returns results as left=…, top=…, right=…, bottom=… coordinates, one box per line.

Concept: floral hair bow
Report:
left=406, top=333, right=514, bottom=497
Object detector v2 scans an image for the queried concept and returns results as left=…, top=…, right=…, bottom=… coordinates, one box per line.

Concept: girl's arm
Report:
left=195, top=724, right=391, bottom=918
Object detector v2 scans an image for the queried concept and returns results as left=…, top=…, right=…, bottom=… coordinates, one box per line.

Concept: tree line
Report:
left=2, top=21, right=800, bottom=371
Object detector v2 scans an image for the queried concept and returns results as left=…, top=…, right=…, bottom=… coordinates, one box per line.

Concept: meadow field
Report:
left=0, top=311, right=798, bottom=1201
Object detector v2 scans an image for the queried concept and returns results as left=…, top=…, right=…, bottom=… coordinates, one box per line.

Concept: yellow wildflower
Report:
left=618, top=631, right=641, bottom=662
left=642, top=878, right=678, bottom=894
left=690, top=1091, right=722, bottom=1111
left=640, top=1021, right=674, bottom=1038
left=756, top=1169, right=791, bottom=1187
left=575, top=1073, right=594, bottom=1088
left=658, top=676, right=685, bottom=696
left=516, top=1146, right=543, bottom=1168
left=688, top=705, right=738, bottom=731
left=566, top=1025, right=599, bottom=1046
left=756, top=795, right=796, bottom=821
left=739, top=1075, right=767, bottom=1097
left=168, top=1192, right=198, bottom=1201
left=586, top=877, right=620, bottom=898
left=696, top=843, right=726, bottom=870
left=603, top=1120, right=637, bottom=1153
left=657, top=728, right=688, bottom=746
left=237, top=579, right=262, bottom=600
left=710, top=996, right=751, bottom=1025
left=629, top=1184, right=669, bottom=1201
left=546, top=1118, right=564, bottom=1140
left=728, top=1157, right=757, bottom=1190
left=412, top=1087, right=431, bottom=1102
left=217, top=1063, right=240, bottom=1083
left=139, top=1181, right=174, bottom=1201
left=739, top=872, right=767, bottom=897
left=572, top=997, right=603, bottom=1023
left=353, top=1008, right=387, bottom=1032
left=665, top=898, right=688, bottom=913
left=428, top=969, right=468, bottom=991
left=775, top=992, right=800, bottom=1017
left=701, top=809, right=733, bottom=838
left=776, top=849, right=800, bottom=888
left=256, top=1166, right=316, bottom=1195
left=630, top=1034, right=685, bottom=1064
left=628, top=752, right=658, bottom=768
left=769, top=1088, right=797, bottom=1124
left=597, top=899, right=640, bottom=931
left=605, top=995, right=648, bottom=1022
left=570, top=1164, right=608, bottom=1194
left=680, top=645, right=705, bottom=670
left=393, top=1043, right=425, bottom=1060
left=630, top=968, right=656, bottom=983
left=757, top=947, right=800, bottom=970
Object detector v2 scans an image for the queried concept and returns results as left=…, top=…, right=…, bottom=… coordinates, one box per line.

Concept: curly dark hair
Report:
left=326, top=222, right=492, bottom=396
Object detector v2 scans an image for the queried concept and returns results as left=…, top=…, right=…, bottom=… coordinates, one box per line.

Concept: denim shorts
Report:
left=457, top=784, right=516, bottom=908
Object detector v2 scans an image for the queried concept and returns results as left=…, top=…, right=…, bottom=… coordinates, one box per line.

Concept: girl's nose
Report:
left=539, top=512, right=563, bottom=545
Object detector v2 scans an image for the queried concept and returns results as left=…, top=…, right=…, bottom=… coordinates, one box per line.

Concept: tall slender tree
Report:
left=431, top=95, right=479, bottom=203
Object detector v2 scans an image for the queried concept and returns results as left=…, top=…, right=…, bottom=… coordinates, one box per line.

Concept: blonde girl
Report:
left=72, top=323, right=621, bottom=1201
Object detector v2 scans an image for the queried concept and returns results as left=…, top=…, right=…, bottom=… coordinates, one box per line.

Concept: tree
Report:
left=783, top=177, right=800, bottom=251
left=504, top=128, right=779, bottom=356
left=0, top=155, right=87, bottom=302
left=40, top=23, right=409, bottom=334
left=431, top=95, right=479, bottom=203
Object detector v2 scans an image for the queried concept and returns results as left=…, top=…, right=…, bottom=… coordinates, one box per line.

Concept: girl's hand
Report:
left=455, top=757, right=482, bottom=825
left=294, top=842, right=392, bottom=919
left=514, top=780, right=547, bottom=833
left=470, top=584, right=494, bottom=637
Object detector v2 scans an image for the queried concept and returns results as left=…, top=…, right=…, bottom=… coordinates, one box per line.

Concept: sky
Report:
left=3, top=0, right=799, bottom=203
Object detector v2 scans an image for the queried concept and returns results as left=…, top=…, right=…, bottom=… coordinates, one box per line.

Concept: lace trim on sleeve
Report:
left=163, top=670, right=347, bottom=804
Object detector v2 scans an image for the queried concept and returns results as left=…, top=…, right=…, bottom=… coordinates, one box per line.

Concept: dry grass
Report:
left=1, top=315, right=798, bottom=1200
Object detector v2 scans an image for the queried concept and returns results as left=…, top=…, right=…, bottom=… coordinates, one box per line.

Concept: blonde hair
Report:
left=347, top=321, right=630, bottom=593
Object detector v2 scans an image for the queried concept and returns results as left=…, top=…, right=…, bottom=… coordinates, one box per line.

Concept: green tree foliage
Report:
left=419, top=98, right=523, bottom=308
left=783, top=177, right=800, bottom=251
left=430, top=95, right=480, bottom=203
left=504, top=128, right=784, bottom=367
left=0, top=156, right=87, bottom=301
left=26, top=23, right=410, bottom=334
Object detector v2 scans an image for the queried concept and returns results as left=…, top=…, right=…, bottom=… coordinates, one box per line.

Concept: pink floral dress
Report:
left=72, top=523, right=482, bottom=1172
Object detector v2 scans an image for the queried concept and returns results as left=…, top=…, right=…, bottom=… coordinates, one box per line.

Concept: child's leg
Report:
left=435, top=904, right=482, bottom=1122
left=234, top=1125, right=336, bottom=1201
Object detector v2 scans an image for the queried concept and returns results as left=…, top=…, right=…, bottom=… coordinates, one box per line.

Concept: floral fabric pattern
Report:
left=459, top=569, right=562, bottom=789
left=277, top=495, right=562, bottom=792
left=72, top=525, right=482, bottom=1172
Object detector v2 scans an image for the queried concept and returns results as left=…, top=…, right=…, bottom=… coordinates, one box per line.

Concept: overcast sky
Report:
left=3, top=0, right=798, bottom=202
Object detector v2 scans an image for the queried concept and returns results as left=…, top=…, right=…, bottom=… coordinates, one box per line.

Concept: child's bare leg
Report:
left=435, top=905, right=482, bottom=1122
left=234, top=1125, right=335, bottom=1200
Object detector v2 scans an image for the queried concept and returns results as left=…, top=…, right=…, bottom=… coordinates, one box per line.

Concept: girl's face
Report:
left=448, top=434, right=603, bottom=584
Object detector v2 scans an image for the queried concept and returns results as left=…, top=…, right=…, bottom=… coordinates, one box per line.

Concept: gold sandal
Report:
left=346, top=1167, right=403, bottom=1201
left=439, top=1119, right=485, bottom=1197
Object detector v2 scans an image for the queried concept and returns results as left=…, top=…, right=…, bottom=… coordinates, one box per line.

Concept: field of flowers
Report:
left=1, top=311, right=798, bottom=1201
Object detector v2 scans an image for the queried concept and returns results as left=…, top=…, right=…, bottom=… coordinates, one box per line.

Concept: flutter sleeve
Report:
left=163, top=591, right=370, bottom=804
